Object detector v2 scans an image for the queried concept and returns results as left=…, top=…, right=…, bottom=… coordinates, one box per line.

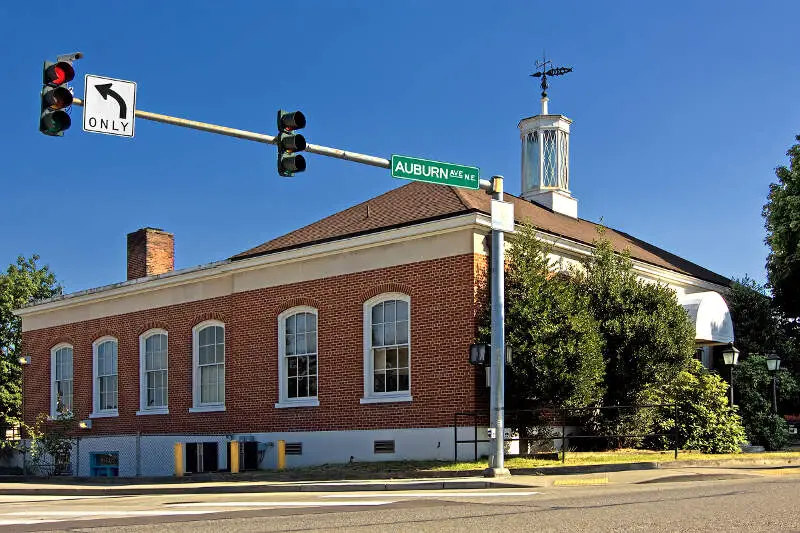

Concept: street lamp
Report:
left=722, top=344, right=739, bottom=406
left=766, top=353, right=781, bottom=413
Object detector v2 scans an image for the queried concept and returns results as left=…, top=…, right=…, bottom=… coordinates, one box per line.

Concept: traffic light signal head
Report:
left=276, top=110, right=307, bottom=177
left=40, top=57, right=79, bottom=137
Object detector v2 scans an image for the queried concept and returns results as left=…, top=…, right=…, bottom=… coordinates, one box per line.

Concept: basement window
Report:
left=374, top=440, right=395, bottom=454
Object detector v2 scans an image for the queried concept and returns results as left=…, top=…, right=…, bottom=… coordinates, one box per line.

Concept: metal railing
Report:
left=454, top=404, right=679, bottom=463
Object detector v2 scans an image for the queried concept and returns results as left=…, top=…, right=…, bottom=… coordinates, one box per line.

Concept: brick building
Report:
left=15, top=101, right=734, bottom=476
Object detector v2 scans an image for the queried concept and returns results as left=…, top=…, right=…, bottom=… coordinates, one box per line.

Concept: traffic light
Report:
left=276, top=110, right=307, bottom=177
left=40, top=53, right=82, bottom=136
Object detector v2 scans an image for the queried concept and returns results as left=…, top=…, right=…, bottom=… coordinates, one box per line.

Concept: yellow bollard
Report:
left=277, top=440, right=286, bottom=470
left=230, top=441, right=240, bottom=474
left=174, top=442, right=184, bottom=477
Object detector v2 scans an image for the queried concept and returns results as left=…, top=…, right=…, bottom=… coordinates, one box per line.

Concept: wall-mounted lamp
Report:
left=78, top=420, right=92, bottom=430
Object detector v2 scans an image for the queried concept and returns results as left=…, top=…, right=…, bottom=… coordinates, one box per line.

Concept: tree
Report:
left=734, top=354, right=798, bottom=450
left=479, top=224, right=605, bottom=410
left=764, top=135, right=800, bottom=318
left=726, top=277, right=800, bottom=414
left=0, top=256, right=61, bottom=443
left=574, top=237, right=697, bottom=408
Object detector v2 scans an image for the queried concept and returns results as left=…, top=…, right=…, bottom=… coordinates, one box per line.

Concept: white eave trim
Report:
left=474, top=213, right=730, bottom=293
left=14, top=213, right=481, bottom=317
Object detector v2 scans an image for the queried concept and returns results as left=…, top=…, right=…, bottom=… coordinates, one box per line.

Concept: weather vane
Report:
left=530, top=54, right=572, bottom=98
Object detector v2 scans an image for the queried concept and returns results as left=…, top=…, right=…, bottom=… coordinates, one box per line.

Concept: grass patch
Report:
left=425, top=450, right=800, bottom=471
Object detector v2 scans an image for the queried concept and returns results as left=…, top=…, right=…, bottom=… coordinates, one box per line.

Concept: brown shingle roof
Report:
left=232, top=181, right=730, bottom=287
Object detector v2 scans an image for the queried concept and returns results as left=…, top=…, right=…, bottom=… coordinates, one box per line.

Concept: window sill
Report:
left=275, top=398, right=320, bottom=409
left=360, top=395, right=413, bottom=405
left=89, top=410, right=119, bottom=419
left=47, top=412, right=74, bottom=421
left=189, top=405, right=226, bottom=414
left=136, top=408, right=169, bottom=416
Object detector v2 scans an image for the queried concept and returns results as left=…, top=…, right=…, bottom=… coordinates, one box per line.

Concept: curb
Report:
left=1, top=457, right=797, bottom=496
left=0, top=478, right=527, bottom=496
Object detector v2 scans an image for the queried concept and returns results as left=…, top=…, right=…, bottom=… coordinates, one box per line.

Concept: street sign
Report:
left=491, top=200, right=515, bottom=232
left=83, top=75, right=137, bottom=138
left=391, top=155, right=479, bottom=190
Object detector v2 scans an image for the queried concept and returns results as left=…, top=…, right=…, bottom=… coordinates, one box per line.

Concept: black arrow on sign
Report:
left=95, top=83, right=128, bottom=119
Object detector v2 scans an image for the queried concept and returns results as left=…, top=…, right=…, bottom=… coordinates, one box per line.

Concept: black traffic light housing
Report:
left=276, top=110, right=307, bottom=177
left=40, top=53, right=82, bottom=137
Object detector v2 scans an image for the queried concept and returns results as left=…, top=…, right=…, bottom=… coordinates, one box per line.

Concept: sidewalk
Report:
left=2, top=457, right=799, bottom=496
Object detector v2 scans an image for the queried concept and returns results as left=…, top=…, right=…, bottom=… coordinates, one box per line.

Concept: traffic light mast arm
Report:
left=70, top=98, right=492, bottom=190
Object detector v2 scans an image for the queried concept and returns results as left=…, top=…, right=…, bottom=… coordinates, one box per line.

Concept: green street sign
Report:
left=391, top=155, right=479, bottom=190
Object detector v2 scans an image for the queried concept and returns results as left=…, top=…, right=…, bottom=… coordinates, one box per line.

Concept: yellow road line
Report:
left=553, top=476, right=609, bottom=486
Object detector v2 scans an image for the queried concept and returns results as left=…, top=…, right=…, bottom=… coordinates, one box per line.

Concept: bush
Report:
left=650, top=360, right=746, bottom=454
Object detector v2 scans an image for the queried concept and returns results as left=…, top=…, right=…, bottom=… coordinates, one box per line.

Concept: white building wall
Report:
left=72, top=427, right=491, bottom=477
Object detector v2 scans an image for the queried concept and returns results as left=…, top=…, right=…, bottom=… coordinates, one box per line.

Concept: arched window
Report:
left=361, top=293, right=411, bottom=403
left=50, top=343, right=73, bottom=417
left=191, top=321, right=225, bottom=412
left=276, top=307, right=319, bottom=408
left=92, top=337, right=119, bottom=416
left=139, top=329, right=168, bottom=414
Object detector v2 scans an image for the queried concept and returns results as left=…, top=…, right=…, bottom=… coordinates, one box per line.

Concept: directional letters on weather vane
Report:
left=83, top=74, right=137, bottom=138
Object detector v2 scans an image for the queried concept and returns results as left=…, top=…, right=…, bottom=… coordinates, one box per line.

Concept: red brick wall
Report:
left=22, top=253, right=488, bottom=435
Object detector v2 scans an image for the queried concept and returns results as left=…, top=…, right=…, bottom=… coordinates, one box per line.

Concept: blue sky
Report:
left=1, top=1, right=798, bottom=293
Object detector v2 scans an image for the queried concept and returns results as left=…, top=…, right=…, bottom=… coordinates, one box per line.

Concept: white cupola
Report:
left=519, top=93, right=577, bottom=218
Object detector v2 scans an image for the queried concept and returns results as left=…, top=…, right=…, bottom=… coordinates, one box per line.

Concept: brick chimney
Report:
left=127, top=228, right=174, bottom=280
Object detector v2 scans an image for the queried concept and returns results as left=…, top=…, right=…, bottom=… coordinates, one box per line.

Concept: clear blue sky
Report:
left=1, top=1, right=798, bottom=293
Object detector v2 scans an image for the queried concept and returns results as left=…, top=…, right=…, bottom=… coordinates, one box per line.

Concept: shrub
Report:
left=650, top=360, right=746, bottom=454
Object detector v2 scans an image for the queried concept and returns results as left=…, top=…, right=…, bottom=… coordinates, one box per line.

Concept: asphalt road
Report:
left=2, top=470, right=800, bottom=532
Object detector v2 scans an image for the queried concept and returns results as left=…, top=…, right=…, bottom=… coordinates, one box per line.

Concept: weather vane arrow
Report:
left=530, top=54, right=573, bottom=99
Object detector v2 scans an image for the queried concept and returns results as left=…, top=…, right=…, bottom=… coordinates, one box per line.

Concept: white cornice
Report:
left=14, top=213, right=481, bottom=318
left=16, top=210, right=728, bottom=320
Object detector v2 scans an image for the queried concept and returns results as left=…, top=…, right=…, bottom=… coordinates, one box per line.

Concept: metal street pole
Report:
left=730, top=366, right=734, bottom=407
left=485, top=175, right=510, bottom=478
left=772, top=375, right=778, bottom=413
left=71, top=98, right=495, bottom=190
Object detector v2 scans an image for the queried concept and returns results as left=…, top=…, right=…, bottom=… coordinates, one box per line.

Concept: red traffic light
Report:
left=44, top=61, right=75, bottom=86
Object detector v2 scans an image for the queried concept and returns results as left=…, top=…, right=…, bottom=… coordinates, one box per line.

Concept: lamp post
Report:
left=721, top=344, right=739, bottom=407
left=766, top=353, right=781, bottom=413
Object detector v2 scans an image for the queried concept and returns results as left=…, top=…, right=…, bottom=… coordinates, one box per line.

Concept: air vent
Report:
left=374, top=440, right=395, bottom=454
left=285, top=442, right=303, bottom=455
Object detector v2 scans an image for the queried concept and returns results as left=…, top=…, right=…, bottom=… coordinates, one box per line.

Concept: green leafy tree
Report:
left=725, top=276, right=800, bottom=415
left=0, top=256, right=61, bottom=445
left=735, top=354, right=798, bottom=450
left=574, top=237, right=696, bottom=408
left=571, top=236, right=696, bottom=446
left=764, top=135, right=800, bottom=318
left=477, top=224, right=605, bottom=450
left=650, top=359, right=745, bottom=453
left=479, top=224, right=605, bottom=409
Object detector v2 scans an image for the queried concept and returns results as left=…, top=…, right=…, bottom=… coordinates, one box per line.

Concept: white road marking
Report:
left=0, top=510, right=216, bottom=526
left=323, top=490, right=542, bottom=498
left=170, top=500, right=396, bottom=508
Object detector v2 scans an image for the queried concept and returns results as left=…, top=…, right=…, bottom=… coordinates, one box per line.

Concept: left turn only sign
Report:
left=83, top=75, right=136, bottom=138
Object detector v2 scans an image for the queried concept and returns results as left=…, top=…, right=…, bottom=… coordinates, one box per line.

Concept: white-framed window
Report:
left=276, top=306, right=319, bottom=408
left=191, top=321, right=225, bottom=413
left=138, top=329, right=169, bottom=415
left=91, top=336, right=119, bottom=417
left=50, top=343, right=73, bottom=417
left=361, top=293, right=412, bottom=404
